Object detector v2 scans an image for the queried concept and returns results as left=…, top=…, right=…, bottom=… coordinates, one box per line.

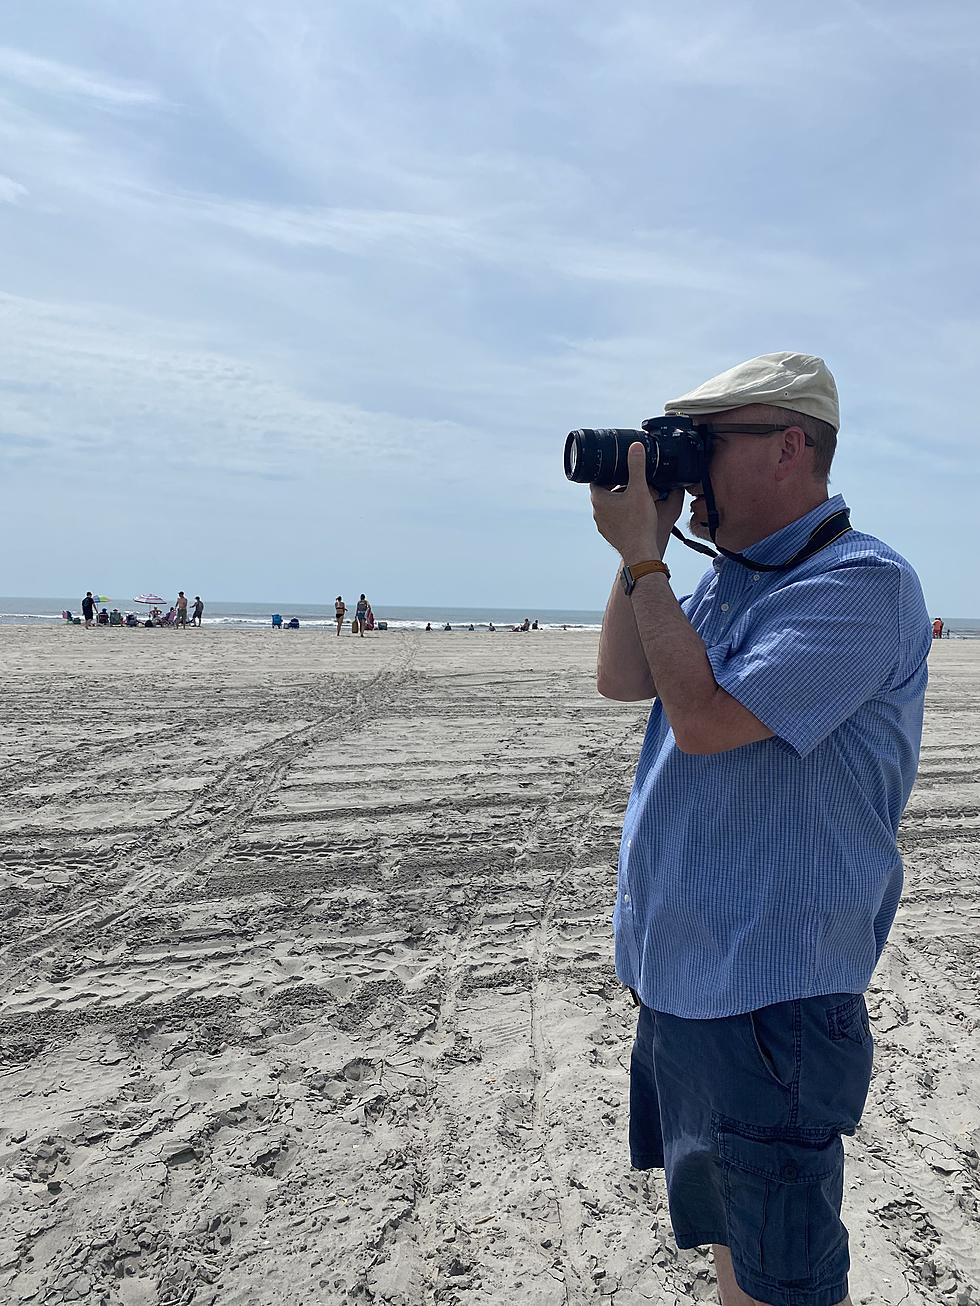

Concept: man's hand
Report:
left=590, top=442, right=685, bottom=562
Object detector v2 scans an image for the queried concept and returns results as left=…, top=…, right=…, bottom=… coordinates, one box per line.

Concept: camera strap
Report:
left=670, top=477, right=852, bottom=573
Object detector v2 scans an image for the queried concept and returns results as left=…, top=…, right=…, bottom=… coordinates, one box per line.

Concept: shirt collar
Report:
left=713, top=494, right=848, bottom=572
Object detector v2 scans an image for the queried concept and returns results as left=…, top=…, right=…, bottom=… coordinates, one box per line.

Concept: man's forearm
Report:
left=597, top=576, right=655, bottom=700
left=626, top=574, right=774, bottom=754
left=627, top=573, right=720, bottom=744
left=596, top=519, right=675, bottom=701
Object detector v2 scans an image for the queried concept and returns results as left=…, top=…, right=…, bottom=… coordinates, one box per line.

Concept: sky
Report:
left=1, top=0, right=978, bottom=611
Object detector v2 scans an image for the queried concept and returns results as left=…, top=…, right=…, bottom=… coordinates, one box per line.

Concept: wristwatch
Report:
left=621, top=559, right=670, bottom=595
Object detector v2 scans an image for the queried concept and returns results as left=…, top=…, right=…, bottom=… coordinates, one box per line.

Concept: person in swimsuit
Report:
left=335, top=596, right=347, bottom=636
left=191, top=597, right=204, bottom=626
left=354, top=594, right=368, bottom=637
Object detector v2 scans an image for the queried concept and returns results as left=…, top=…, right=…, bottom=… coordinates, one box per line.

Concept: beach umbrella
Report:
left=134, top=593, right=166, bottom=605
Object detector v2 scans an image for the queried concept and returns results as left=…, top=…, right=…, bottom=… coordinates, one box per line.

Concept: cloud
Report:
left=0, top=174, right=27, bottom=204
left=0, top=291, right=480, bottom=492
left=0, top=0, right=976, bottom=609
left=0, top=45, right=165, bottom=107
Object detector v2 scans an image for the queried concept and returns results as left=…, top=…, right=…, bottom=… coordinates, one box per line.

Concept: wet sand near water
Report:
left=0, top=628, right=978, bottom=1305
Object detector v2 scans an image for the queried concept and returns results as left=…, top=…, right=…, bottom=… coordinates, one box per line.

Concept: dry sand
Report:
left=0, top=627, right=977, bottom=1306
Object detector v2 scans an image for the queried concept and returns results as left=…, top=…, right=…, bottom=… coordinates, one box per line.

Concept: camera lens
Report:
left=564, top=429, right=647, bottom=487
left=565, top=434, right=581, bottom=479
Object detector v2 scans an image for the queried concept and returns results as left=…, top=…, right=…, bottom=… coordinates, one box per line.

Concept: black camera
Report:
left=563, top=415, right=710, bottom=495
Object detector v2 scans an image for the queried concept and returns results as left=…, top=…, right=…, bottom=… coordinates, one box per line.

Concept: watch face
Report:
left=621, top=565, right=634, bottom=594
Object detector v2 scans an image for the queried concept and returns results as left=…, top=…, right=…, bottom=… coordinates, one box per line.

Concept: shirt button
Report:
left=781, top=1162, right=798, bottom=1180
left=720, top=603, right=730, bottom=612
left=752, top=575, right=761, bottom=583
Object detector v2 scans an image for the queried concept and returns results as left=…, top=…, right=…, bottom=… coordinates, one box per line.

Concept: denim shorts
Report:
left=629, top=991, right=873, bottom=1306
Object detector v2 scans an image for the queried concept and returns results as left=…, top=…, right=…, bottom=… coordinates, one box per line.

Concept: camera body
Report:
left=563, top=415, right=710, bottom=495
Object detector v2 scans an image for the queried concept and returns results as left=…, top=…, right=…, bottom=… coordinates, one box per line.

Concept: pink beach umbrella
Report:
left=134, top=593, right=166, bottom=605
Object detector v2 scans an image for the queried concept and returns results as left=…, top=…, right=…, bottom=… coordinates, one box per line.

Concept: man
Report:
left=175, top=592, right=188, bottom=628
left=81, top=591, right=96, bottom=628
left=590, top=353, right=929, bottom=1306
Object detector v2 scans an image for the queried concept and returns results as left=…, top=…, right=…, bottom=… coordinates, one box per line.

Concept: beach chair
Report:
left=272, top=614, right=283, bottom=629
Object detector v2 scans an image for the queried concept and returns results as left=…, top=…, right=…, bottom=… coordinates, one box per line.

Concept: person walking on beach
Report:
left=81, top=591, right=96, bottom=628
left=191, top=596, right=204, bottom=626
left=932, top=616, right=944, bottom=640
left=175, top=592, right=188, bottom=628
left=588, top=353, right=929, bottom=1306
left=335, top=596, right=347, bottom=636
left=354, top=594, right=368, bottom=637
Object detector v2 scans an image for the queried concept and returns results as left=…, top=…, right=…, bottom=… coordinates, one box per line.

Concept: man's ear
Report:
left=774, top=426, right=807, bottom=479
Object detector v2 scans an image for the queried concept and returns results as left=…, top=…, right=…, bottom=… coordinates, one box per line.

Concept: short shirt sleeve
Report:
left=705, top=560, right=901, bottom=757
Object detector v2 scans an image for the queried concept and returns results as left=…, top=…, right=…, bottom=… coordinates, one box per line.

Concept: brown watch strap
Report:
left=628, top=559, right=671, bottom=582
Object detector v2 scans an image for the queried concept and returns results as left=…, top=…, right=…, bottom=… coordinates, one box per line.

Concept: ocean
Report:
left=2, top=598, right=977, bottom=638
left=0, top=597, right=605, bottom=632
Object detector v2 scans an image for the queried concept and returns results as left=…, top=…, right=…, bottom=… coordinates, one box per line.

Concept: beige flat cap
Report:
left=664, top=351, right=839, bottom=432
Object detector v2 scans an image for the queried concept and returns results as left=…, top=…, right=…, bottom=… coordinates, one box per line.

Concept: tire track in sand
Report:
left=0, top=645, right=418, bottom=999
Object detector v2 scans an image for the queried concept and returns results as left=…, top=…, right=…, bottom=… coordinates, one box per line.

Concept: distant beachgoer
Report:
left=286, top=617, right=300, bottom=630
left=531, top=619, right=538, bottom=630
left=425, top=622, right=432, bottom=632
left=932, top=617, right=944, bottom=640
left=97, top=608, right=109, bottom=626
left=468, top=624, right=475, bottom=632
left=335, top=596, right=347, bottom=636
left=191, top=596, right=204, bottom=626
left=521, top=618, right=530, bottom=632
left=125, top=613, right=138, bottom=627
left=366, top=604, right=376, bottom=632
left=81, top=592, right=96, bottom=628
left=109, top=608, right=123, bottom=626
left=354, top=594, right=368, bottom=637
left=176, top=592, right=188, bottom=627
left=444, top=622, right=452, bottom=631
left=161, top=607, right=176, bottom=627
left=488, top=622, right=495, bottom=632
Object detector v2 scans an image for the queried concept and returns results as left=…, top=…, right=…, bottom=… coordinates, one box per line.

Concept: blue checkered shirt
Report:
left=615, top=494, right=931, bottom=1019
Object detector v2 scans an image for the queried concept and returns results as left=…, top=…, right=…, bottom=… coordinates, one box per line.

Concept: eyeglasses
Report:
left=695, top=422, right=815, bottom=447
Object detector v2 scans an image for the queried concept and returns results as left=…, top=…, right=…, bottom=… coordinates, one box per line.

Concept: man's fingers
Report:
left=627, top=441, right=648, bottom=490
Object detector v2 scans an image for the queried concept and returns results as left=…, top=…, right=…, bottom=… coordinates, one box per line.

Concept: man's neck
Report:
left=722, top=489, right=830, bottom=553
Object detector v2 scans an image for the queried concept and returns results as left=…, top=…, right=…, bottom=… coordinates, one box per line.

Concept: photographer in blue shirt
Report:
left=590, top=353, right=930, bottom=1306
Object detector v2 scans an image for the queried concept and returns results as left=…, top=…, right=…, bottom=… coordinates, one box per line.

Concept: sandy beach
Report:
left=0, top=627, right=977, bottom=1306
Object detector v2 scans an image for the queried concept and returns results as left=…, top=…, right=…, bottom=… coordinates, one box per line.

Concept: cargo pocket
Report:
left=713, top=1117, right=847, bottom=1288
